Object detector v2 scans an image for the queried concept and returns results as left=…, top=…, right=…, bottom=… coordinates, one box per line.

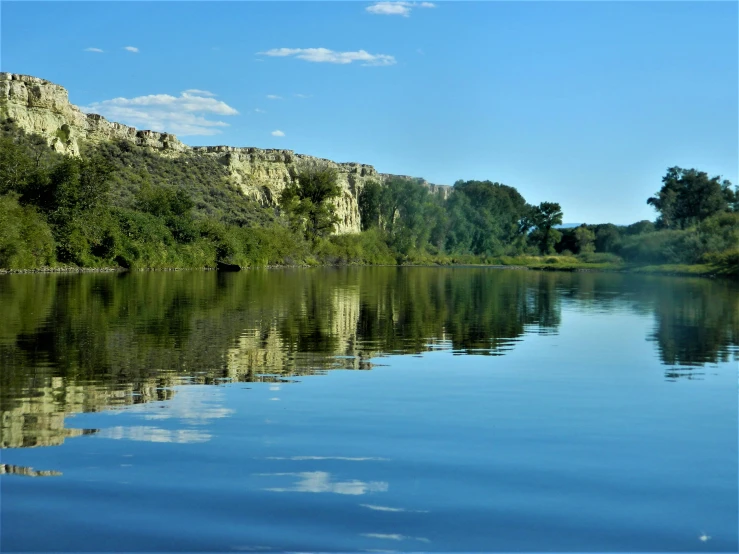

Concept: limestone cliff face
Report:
left=191, top=146, right=382, bottom=233
left=0, top=73, right=188, bottom=156
left=0, top=73, right=451, bottom=233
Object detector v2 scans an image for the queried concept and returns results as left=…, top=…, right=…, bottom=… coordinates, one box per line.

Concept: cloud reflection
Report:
left=360, top=504, right=428, bottom=513
left=362, top=533, right=430, bottom=543
left=362, top=533, right=431, bottom=543
left=137, top=387, right=233, bottom=423
left=266, top=456, right=388, bottom=461
left=260, top=471, right=388, bottom=495
left=96, top=426, right=210, bottom=443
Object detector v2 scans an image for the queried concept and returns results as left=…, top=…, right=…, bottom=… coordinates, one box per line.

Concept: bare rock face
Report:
left=0, top=73, right=189, bottom=156
left=194, top=147, right=382, bottom=233
left=0, top=73, right=450, bottom=234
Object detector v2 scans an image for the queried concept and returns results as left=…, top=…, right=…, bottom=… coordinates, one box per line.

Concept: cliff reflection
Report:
left=1, top=268, right=736, bottom=449
left=1, top=464, right=62, bottom=477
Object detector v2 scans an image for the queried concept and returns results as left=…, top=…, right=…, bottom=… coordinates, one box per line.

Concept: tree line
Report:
left=0, top=119, right=736, bottom=272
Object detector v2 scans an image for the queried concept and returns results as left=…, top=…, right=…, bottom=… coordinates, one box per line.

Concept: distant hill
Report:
left=556, top=223, right=583, bottom=229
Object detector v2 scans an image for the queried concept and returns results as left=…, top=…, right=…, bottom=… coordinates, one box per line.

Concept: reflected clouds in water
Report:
left=361, top=533, right=430, bottom=543
left=265, top=456, right=389, bottom=462
left=360, top=504, right=428, bottom=513
left=96, top=426, right=211, bottom=444
left=259, top=471, right=388, bottom=495
left=126, top=387, right=234, bottom=424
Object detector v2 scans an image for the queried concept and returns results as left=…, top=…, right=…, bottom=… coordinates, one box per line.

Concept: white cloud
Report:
left=254, top=108, right=266, bottom=113
left=366, top=2, right=411, bottom=16
left=271, top=130, right=285, bottom=137
left=293, top=93, right=312, bottom=98
left=182, top=89, right=216, bottom=97
left=80, top=89, right=239, bottom=136
left=365, top=1, right=435, bottom=17
left=84, top=47, right=104, bottom=53
left=266, top=94, right=282, bottom=100
left=124, top=46, right=139, bottom=53
left=259, top=47, right=395, bottom=66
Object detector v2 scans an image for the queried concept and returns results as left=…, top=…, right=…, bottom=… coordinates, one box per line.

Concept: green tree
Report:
left=0, top=135, right=35, bottom=194
left=574, top=225, right=596, bottom=254
left=378, top=178, right=437, bottom=255
left=358, top=180, right=383, bottom=230
left=594, top=224, right=621, bottom=253
left=136, top=180, right=197, bottom=243
left=31, top=155, right=118, bottom=264
left=530, top=202, right=563, bottom=254
left=647, top=167, right=734, bottom=229
left=280, top=164, right=341, bottom=242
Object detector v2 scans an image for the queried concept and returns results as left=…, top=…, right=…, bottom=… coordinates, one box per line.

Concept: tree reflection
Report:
left=0, top=268, right=736, bottom=448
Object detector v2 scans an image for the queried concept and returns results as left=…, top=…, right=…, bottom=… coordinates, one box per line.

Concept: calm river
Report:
left=1, top=268, right=736, bottom=552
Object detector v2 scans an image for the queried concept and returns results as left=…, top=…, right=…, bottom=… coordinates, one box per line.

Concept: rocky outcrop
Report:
left=0, top=73, right=188, bottom=156
left=0, top=72, right=451, bottom=233
left=192, top=146, right=383, bottom=233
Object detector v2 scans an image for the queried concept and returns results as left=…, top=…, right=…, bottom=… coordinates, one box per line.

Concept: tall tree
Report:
left=280, top=164, right=341, bottom=242
left=574, top=225, right=596, bottom=254
left=647, top=167, right=734, bottom=229
left=358, top=180, right=382, bottom=231
left=530, top=201, right=563, bottom=254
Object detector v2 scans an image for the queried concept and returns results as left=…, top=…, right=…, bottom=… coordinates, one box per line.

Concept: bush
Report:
left=619, top=230, right=696, bottom=264
left=577, top=252, right=623, bottom=264
left=702, top=249, right=739, bottom=275
left=0, top=195, right=55, bottom=268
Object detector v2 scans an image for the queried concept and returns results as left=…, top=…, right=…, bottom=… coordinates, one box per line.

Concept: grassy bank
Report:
left=1, top=252, right=734, bottom=279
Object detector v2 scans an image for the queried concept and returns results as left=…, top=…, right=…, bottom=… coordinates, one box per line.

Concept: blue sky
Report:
left=2, top=1, right=737, bottom=224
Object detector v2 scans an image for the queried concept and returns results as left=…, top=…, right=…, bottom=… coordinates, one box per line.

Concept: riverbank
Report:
left=1, top=259, right=734, bottom=278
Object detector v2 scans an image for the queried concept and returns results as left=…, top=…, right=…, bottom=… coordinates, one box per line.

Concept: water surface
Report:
left=1, top=268, right=737, bottom=551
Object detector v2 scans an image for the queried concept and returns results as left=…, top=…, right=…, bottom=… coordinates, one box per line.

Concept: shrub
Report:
left=0, top=194, right=55, bottom=268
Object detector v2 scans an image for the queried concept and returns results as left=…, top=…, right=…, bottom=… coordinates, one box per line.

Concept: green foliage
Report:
left=574, top=225, right=596, bottom=254
left=594, top=224, right=621, bottom=254
left=647, top=166, right=736, bottom=229
left=313, top=229, right=397, bottom=265
left=577, top=252, right=623, bottom=264
left=445, top=180, right=532, bottom=256
left=136, top=181, right=198, bottom=243
left=90, top=139, right=273, bottom=228
left=530, top=202, right=563, bottom=254
left=618, top=213, right=739, bottom=266
left=280, top=164, right=342, bottom=242
left=0, top=194, right=55, bottom=268
left=0, top=120, right=736, bottom=275
left=358, top=180, right=383, bottom=231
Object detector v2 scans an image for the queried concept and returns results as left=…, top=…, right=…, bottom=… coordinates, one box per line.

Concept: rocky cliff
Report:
left=0, top=73, right=451, bottom=233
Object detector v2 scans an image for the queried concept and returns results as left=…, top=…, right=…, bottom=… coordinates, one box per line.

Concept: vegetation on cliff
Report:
left=0, top=120, right=736, bottom=274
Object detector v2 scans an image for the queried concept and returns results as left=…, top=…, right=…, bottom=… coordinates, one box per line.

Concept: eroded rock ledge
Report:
left=0, top=72, right=451, bottom=233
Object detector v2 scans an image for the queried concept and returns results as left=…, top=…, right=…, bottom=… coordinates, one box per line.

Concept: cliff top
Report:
left=0, top=72, right=450, bottom=188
